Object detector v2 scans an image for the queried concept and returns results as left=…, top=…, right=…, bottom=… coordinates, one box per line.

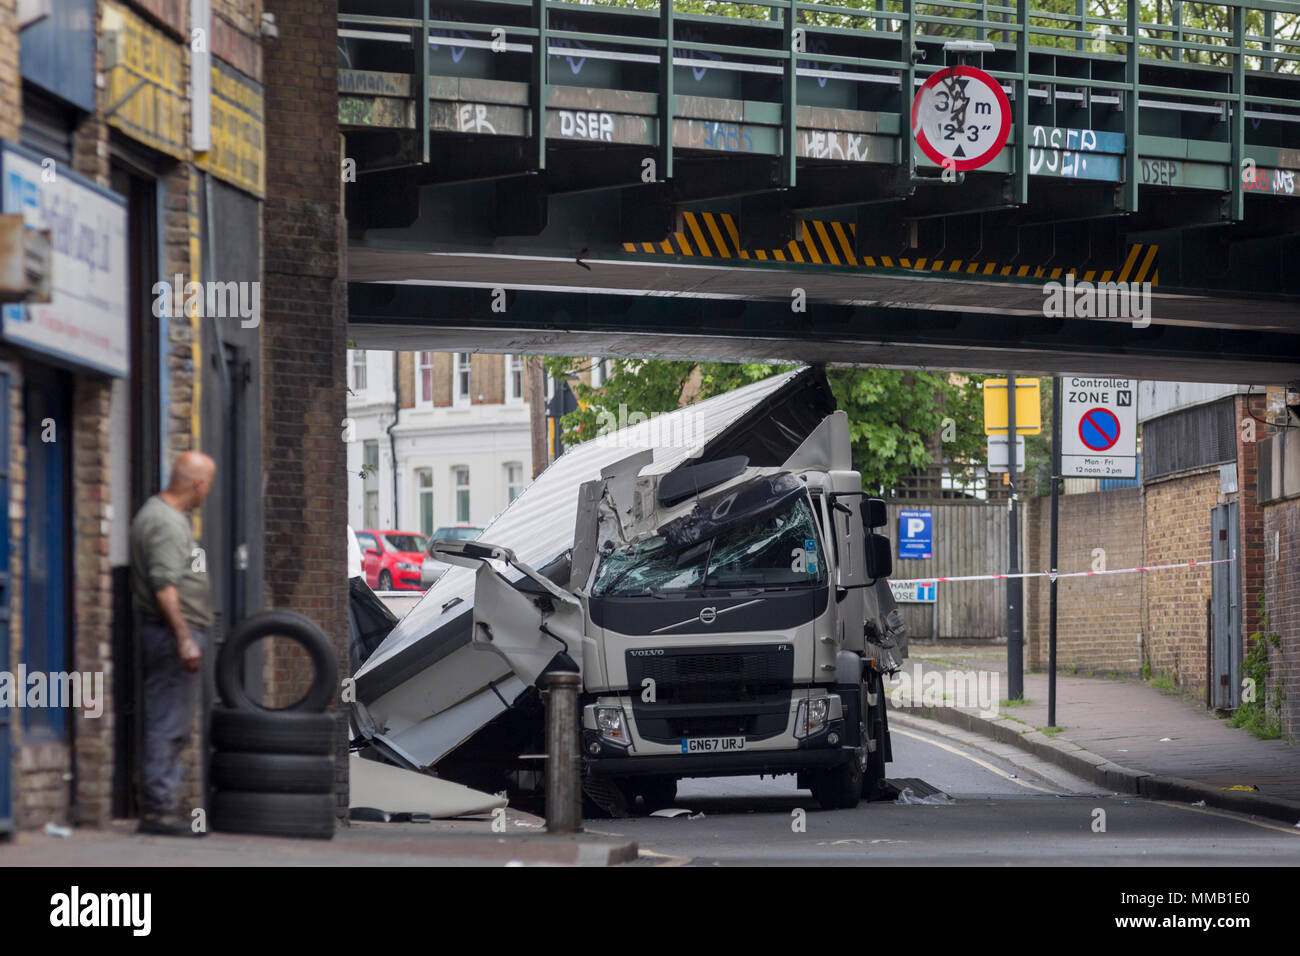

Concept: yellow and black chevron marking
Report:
left=622, top=211, right=1159, bottom=286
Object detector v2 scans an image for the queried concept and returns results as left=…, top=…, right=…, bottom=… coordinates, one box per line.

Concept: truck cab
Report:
left=433, top=411, right=906, bottom=813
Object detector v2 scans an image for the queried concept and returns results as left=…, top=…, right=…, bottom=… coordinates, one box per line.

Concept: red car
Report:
left=356, top=530, right=430, bottom=591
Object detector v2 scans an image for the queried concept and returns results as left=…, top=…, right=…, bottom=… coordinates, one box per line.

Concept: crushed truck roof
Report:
left=351, top=366, right=837, bottom=770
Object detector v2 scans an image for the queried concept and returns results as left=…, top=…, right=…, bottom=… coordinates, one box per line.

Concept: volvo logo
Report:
left=650, top=598, right=765, bottom=635
left=630, top=649, right=665, bottom=656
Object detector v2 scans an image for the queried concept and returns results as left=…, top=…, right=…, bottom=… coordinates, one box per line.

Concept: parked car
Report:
left=420, top=525, right=484, bottom=587
left=356, top=529, right=429, bottom=591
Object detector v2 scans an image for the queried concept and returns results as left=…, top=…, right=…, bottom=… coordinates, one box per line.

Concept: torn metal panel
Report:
left=352, top=367, right=831, bottom=769
left=348, top=754, right=506, bottom=818
left=783, top=410, right=852, bottom=473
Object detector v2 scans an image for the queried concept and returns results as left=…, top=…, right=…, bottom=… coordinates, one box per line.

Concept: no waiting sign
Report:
left=1061, top=377, right=1138, bottom=478
left=911, top=66, right=1011, bottom=172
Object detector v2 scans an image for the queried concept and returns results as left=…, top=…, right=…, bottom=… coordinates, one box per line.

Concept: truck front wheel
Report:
left=637, top=776, right=678, bottom=812
left=863, top=669, right=888, bottom=801
left=810, top=758, right=862, bottom=810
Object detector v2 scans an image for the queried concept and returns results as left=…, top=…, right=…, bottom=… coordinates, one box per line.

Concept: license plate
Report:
left=681, top=736, right=745, bottom=754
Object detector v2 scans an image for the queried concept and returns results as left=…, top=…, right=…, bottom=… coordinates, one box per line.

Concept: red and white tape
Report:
left=890, top=551, right=1236, bottom=586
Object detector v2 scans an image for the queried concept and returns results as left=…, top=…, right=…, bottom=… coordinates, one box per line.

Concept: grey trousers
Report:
left=140, top=622, right=206, bottom=816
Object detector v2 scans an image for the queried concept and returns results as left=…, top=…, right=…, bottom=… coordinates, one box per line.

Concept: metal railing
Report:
left=338, top=1, right=1300, bottom=216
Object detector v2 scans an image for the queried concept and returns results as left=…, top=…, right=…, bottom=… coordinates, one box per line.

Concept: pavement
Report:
left=901, top=643, right=1300, bottom=825
left=0, top=808, right=638, bottom=867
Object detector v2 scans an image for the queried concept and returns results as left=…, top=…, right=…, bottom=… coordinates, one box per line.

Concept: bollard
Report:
left=542, top=670, right=583, bottom=833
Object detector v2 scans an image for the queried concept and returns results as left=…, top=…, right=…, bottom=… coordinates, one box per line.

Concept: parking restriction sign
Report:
left=1061, top=377, right=1138, bottom=478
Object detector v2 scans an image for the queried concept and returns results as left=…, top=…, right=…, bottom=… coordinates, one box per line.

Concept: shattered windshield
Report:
left=593, top=495, right=826, bottom=596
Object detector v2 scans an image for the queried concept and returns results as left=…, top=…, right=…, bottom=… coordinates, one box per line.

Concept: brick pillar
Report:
left=71, top=379, right=115, bottom=825
left=0, top=0, right=18, bottom=142
left=262, top=0, right=349, bottom=820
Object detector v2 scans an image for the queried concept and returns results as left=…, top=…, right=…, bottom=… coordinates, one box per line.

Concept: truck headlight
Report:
left=794, top=696, right=830, bottom=739
left=595, top=706, right=630, bottom=745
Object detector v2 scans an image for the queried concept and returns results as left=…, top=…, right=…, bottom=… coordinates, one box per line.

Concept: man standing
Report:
left=129, top=451, right=216, bottom=835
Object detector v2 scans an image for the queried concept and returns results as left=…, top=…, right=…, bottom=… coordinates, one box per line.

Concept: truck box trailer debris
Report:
left=349, top=367, right=906, bottom=807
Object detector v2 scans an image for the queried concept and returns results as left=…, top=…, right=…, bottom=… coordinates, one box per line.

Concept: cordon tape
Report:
left=890, top=551, right=1237, bottom=587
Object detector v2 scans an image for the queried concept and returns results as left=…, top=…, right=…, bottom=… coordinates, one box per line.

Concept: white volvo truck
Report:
left=349, top=367, right=906, bottom=815
left=433, top=410, right=906, bottom=813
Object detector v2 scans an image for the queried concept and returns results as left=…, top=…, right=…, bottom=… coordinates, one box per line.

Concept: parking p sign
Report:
left=898, top=509, right=933, bottom=559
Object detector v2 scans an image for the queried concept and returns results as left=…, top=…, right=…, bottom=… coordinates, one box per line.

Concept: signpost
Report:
left=911, top=66, right=1012, bottom=172
left=1060, top=377, right=1138, bottom=478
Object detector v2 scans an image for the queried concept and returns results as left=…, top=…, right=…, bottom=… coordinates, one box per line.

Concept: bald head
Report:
left=165, top=451, right=217, bottom=510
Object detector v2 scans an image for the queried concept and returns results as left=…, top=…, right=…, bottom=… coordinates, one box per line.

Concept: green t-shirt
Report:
left=129, top=495, right=212, bottom=629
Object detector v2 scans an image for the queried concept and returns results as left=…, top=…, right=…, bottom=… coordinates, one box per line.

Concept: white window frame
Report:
left=506, top=354, right=525, bottom=404
left=453, top=466, right=471, bottom=522
left=590, top=357, right=608, bottom=389
left=416, top=351, right=435, bottom=407
left=454, top=352, right=472, bottom=406
left=351, top=349, right=367, bottom=394
left=505, top=461, right=524, bottom=503
left=415, top=467, right=434, bottom=537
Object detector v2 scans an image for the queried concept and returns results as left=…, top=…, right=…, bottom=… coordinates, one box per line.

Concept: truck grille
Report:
left=628, top=646, right=793, bottom=704
left=625, top=645, right=795, bottom=744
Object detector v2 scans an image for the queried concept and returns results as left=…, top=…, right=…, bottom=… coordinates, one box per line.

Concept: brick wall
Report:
left=261, top=0, right=348, bottom=819
left=1025, top=488, right=1144, bottom=674
left=433, top=352, right=452, bottom=406
left=398, top=351, right=415, bottom=408
left=1262, top=497, right=1299, bottom=742
left=1142, top=469, right=1220, bottom=689
left=474, top=353, right=504, bottom=403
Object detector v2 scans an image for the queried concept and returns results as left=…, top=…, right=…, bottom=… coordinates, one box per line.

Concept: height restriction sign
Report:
left=911, top=66, right=1011, bottom=172
left=1061, top=377, right=1138, bottom=479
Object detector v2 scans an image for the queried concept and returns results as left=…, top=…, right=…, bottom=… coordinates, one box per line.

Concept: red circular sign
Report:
left=911, top=66, right=1012, bottom=172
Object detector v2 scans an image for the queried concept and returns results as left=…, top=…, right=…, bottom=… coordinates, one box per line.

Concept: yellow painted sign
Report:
left=103, top=2, right=187, bottom=160
left=198, top=61, right=266, bottom=198
left=984, top=378, right=1042, bottom=435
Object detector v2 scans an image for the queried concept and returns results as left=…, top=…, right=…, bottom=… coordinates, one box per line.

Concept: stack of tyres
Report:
left=210, top=610, right=338, bottom=839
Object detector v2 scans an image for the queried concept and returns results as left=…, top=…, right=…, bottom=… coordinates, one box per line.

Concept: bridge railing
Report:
left=339, top=1, right=1300, bottom=215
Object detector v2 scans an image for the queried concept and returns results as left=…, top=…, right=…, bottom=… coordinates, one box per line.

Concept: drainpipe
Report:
left=387, top=351, right=399, bottom=527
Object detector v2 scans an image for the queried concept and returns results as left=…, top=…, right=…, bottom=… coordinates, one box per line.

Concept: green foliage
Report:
left=1140, top=659, right=1151, bottom=681
left=577, top=1, right=1298, bottom=73
left=1227, top=594, right=1285, bottom=739
left=542, top=358, right=987, bottom=494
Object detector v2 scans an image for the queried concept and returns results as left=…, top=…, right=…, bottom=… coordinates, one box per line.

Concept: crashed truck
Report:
left=349, top=366, right=908, bottom=814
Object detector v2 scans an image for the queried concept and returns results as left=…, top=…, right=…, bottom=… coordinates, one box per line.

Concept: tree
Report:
left=542, top=357, right=988, bottom=494
left=579, top=2, right=1298, bottom=72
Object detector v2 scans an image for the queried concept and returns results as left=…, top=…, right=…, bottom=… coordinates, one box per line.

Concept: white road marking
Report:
left=892, top=726, right=1058, bottom=794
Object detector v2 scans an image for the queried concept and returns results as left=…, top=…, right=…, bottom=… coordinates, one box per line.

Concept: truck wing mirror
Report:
left=860, top=497, right=887, bottom=529
left=864, top=532, right=892, bottom=580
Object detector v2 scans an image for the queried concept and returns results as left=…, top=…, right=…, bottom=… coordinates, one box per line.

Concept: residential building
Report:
left=346, top=350, right=536, bottom=537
